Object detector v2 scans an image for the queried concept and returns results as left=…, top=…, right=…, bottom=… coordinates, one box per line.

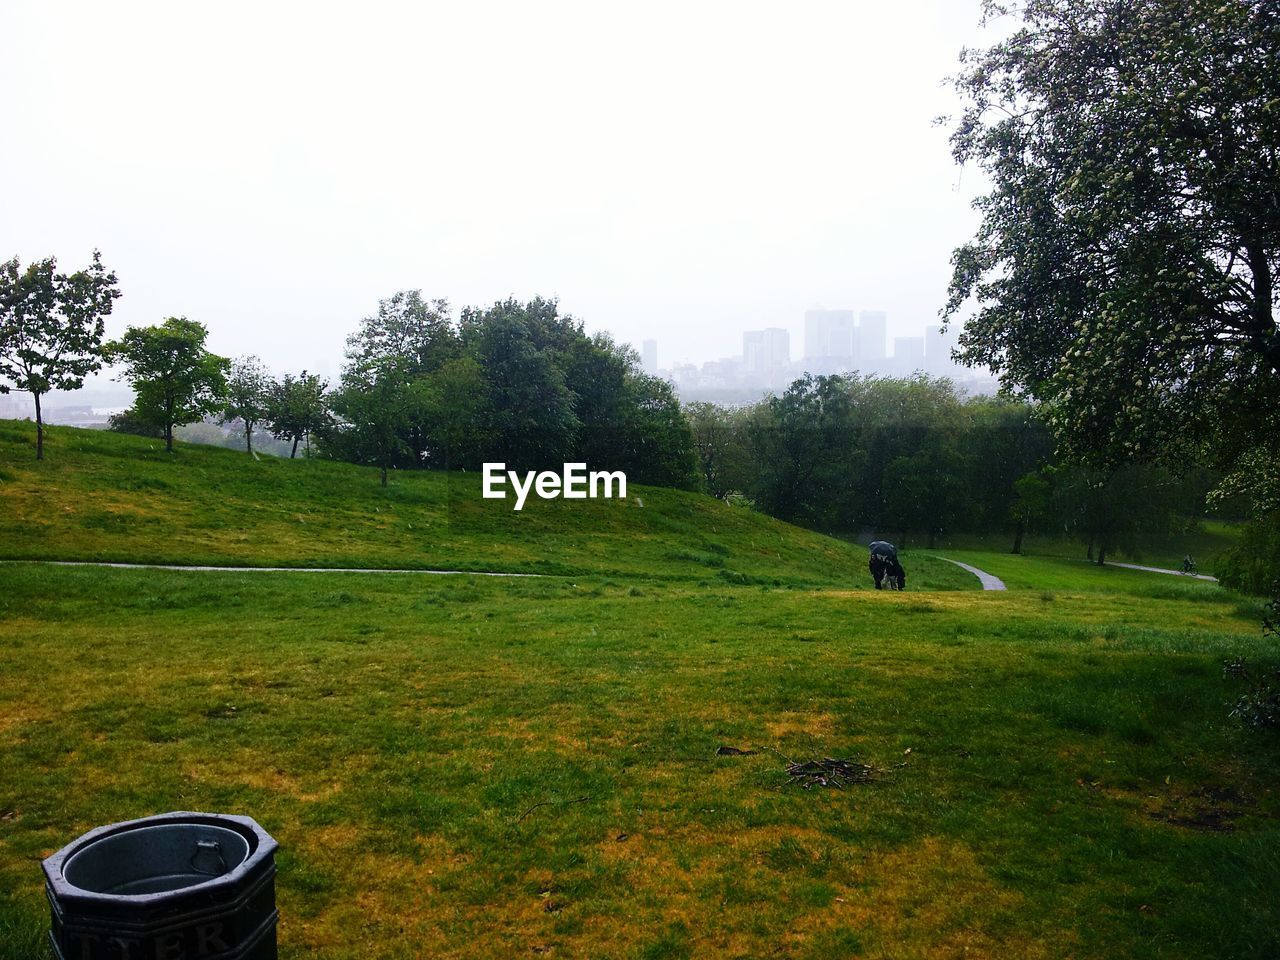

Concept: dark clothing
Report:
left=868, top=540, right=907, bottom=590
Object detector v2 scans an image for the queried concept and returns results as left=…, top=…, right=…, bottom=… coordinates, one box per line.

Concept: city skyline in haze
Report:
left=2, top=0, right=1000, bottom=399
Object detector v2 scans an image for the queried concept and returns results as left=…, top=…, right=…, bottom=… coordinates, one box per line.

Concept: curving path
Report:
left=935, top=557, right=1007, bottom=591
left=1103, top=560, right=1218, bottom=582
left=2, top=560, right=539, bottom=577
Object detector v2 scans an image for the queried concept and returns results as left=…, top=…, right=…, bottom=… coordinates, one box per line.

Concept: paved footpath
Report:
left=1103, top=561, right=1218, bottom=582
left=935, top=558, right=1007, bottom=591
left=2, top=560, right=540, bottom=577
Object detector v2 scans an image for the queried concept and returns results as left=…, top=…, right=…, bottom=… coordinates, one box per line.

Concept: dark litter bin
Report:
left=42, top=811, right=278, bottom=960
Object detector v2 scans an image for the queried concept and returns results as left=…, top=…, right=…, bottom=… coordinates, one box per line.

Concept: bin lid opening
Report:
left=62, top=821, right=252, bottom=896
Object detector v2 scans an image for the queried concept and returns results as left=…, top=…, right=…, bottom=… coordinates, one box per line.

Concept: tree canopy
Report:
left=108, top=318, right=230, bottom=453
left=945, top=0, right=1280, bottom=471
left=265, top=370, right=329, bottom=458
left=0, top=251, right=120, bottom=458
left=328, top=355, right=421, bottom=486
left=222, top=356, right=272, bottom=455
left=322, top=292, right=698, bottom=489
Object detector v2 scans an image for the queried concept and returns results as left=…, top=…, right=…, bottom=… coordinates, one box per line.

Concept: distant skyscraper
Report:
left=894, top=336, right=925, bottom=373
left=763, top=327, right=790, bottom=369
left=925, top=325, right=957, bottom=375
left=804, top=309, right=854, bottom=361
left=827, top=315, right=854, bottom=361
left=743, top=327, right=790, bottom=373
left=858, top=311, right=887, bottom=367
left=743, top=330, right=765, bottom=372
left=641, top=339, right=658, bottom=374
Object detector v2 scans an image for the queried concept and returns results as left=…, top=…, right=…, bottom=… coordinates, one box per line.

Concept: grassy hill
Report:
left=0, top=562, right=1274, bottom=959
left=2, top=418, right=1276, bottom=959
left=932, top=523, right=1241, bottom=578
left=0, top=420, right=973, bottom=588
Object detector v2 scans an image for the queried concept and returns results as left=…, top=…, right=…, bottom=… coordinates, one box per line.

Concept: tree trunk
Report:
left=290, top=436, right=299, bottom=459
left=381, top=464, right=388, bottom=487
left=1096, top=546, right=1107, bottom=566
left=1011, top=516, right=1025, bottom=555
left=1245, top=243, right=1280, bottom=375
left=246, top=421, right=253, bottom=455
left=33, top=391, right=44, bottom=461
left=165, top=423, right=174, bottom=452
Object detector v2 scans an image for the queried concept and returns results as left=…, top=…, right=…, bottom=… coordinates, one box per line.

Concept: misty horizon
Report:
left=1, top=0, right=998, bottom=402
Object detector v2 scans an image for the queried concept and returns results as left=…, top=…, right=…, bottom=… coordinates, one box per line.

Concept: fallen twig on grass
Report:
left=514, top=795, right=593, bottom=824
left=785, top=757, right=876, bottom=790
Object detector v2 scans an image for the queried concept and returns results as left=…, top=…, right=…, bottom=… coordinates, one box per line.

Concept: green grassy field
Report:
left=931, top=522, right=1241, bottom=578
left=930, top=550, right=1224, bottom=594
left=0, top=422, right=1277, bottom=959
left=0, top=421, right=971, bottom=589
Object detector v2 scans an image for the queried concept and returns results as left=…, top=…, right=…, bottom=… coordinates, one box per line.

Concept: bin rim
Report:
left=41, top=811, right=278, bottom=906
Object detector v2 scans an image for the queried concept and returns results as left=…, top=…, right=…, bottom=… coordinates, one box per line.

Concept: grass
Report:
left=0, top=422, right=1277, bottom=958
left=0, top=566, right=1276, bottom=959
left=0, top=420, right=973, bottom=590
left=930, top=550, right=1232, bottom=595
left=931, top=522, right=1242, bottom=578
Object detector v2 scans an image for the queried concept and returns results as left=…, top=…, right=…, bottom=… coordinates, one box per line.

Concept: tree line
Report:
left=0, top=265, right=697, bottom=488
left=686, top=374, right=1218, bottom=562
left=0, top=249, right=1262, bottom=589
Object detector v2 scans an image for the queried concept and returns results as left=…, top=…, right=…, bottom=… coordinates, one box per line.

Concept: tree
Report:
left=0, top=251, right=120, bottom=459
left=945, top=0, right=1280, bottom=469
left=1051, top=463, right=1179, bottom=565
left=414, top=356, right=491, bottom=469
left=327, top=357, right=421, bottom=486
left=265, top=370, right=330, bottom=458
left=344, top=291, right=460, bottom=376
left=222, top=356, right=272, bottom=455
left=878, top=421, right=970, bottom=550
left=685, top=402, right=752, bottom=498
left=618, top=373, right=699, bottom=490
left=748, top=375, right=863, bottom=528
left=1009, top=470, right=1052, bottom=555
left=963, top=398, right=1055, bottom=545
left=107, top=318, right=230, bottom=453
left=854, top=376, right=967, bottom=538
left=461, top=300, right=580, bottom=471
left=107, top=407, right=163, bottom=438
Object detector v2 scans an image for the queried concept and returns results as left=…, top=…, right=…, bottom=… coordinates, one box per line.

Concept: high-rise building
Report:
left=857, top=311, right=887, bottom=368
left=743, top=327, right=790, bottom=374
left=641, top=339, right=658, bottom=374
left=743, top=330, right=765, bottom=372
left=762, top=327, right=790, bottom=369
left=804, top=309, right=855, bottom=361
left=925, top=325, right=957, bottom=375
left=894, top=336, right=925, bottom=373
left=827, top=315, right=854, bottom=362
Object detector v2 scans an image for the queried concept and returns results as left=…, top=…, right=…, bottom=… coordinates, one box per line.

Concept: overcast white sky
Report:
left=1, top=0, right=994, bottom=393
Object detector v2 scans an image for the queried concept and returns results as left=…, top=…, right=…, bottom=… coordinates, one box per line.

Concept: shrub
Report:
left=1217, top=511, right=1280, bottom=596
left=1225, top=580, right=1280, bottom=729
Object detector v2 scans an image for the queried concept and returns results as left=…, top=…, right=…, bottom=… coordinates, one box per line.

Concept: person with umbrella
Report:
left=868, top=540, right=907, bottom=590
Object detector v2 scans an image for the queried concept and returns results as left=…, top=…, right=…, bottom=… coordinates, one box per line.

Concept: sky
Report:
left=1, top=0, right=995, bottom=397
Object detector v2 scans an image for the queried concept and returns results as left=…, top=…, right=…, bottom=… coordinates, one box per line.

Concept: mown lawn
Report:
left=0, top=420, right=972, bottom=590
left=931, top=550, right=1226, bottom=594
left=932, top=522, right=1241, bottom=579
left=0, top=562, right=1276, bottom=959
